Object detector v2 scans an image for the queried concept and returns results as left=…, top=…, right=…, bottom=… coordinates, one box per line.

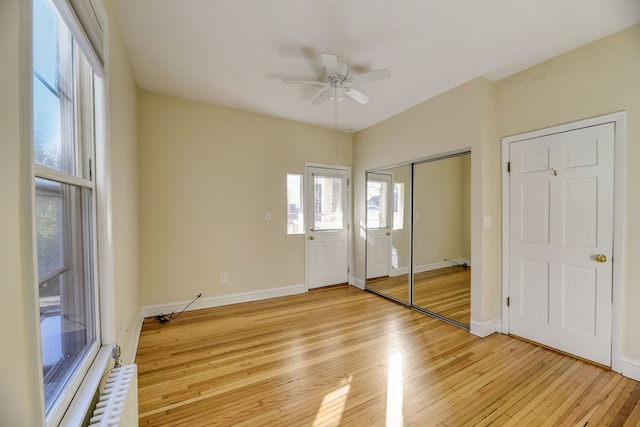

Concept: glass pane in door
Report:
left=313, top=175, right=344, bottom=231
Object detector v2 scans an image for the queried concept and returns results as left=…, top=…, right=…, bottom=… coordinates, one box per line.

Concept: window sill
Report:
left=58, top=346, right=111, bottom=427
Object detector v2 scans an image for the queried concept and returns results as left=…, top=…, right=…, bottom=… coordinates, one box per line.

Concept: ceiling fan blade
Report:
left=321, top=53, right=339, bottom=76
left=312, top=90, right=330, bottom=105
left=347, top=68, right=390, bottom=85
left=283, top=78, right=329, bottom=87
left=345, top=88, right=370, bottom=104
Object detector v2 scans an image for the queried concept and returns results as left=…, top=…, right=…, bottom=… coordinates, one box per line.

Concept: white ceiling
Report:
left=111, top=0, right=640, bottom=132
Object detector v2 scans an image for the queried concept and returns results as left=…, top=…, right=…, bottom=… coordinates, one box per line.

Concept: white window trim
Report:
left=51, top=0, right=104, bottom=76
left=26, top=0, right=116, bottom=424
left=286, top=173, right=305, bottom=235
left=58, top=66, right=115, bottom=427
left=35, top=164, right=95, bottom=189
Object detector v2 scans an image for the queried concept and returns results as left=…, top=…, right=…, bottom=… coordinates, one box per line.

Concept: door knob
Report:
left=309, top=235, right=315, bottom=240
left=386, top=231, right=391, bottom=236
left=594, top=254, right=607, bottom=263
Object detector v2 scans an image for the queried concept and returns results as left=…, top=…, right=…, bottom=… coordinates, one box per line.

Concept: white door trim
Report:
left=501, top=111, right=626, bottom=372
left=304, top=163, right=352, bottom=290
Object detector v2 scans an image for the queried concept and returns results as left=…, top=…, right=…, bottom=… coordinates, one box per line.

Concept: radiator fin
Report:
left=88, top=364, right=138, bottom=427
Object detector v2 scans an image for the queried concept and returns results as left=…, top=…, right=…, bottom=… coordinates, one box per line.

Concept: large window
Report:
left=287, top=174, right=304, bottom=234
left=393, top=183, right=405, bottom=230
left=33, top=0, right=99, bottom=417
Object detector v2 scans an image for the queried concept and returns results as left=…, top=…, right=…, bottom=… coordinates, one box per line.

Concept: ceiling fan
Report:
left=283, top=53, right=390, bottom=105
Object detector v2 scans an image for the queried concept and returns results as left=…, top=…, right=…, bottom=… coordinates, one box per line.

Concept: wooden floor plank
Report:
left=135, top=285, right=639, bottom=426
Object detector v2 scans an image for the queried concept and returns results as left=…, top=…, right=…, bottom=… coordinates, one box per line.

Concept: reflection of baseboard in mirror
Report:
left=416, top=259, right=470, bottom=273
left=365, top=150, right=471, bottom=328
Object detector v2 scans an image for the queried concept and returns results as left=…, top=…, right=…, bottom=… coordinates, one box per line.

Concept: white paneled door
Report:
left=508, top=123, right=614, bottom=366
left=306, top=166, right=350, bottom=289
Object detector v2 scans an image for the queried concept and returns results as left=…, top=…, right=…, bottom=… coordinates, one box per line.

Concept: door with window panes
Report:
left=306, top=166, right=350, bottom=288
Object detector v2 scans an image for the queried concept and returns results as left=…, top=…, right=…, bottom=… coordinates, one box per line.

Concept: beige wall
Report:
left=105, top=0, right=140, bottom=360
left=353, top=77, right=499, bottom=324
left=496, top=24, right=640, bottom=360
left=137, top=91, right=352, bottom=306
left=460, top=154, right=471, bottom=260
left=0, top=1, right=44, bottom=424
left=413, top=155, right=470, bottom=267
left=0, top=1, right=140, bottom=422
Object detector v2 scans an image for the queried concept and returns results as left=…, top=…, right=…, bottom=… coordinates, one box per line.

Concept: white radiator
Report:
left=88, top=364, right=138, bottom=427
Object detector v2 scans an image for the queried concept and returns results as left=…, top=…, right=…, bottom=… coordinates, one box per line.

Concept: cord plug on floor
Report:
left=153, top=293, right=203, bottom=324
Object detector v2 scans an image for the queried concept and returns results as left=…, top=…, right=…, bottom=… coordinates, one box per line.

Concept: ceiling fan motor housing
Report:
left=283, top=53, right=390, bottom=105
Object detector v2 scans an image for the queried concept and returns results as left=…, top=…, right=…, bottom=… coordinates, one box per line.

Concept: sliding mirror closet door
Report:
left=412, top=154, right=471, bottom=326
left=366, top=165, right=411, bottom=304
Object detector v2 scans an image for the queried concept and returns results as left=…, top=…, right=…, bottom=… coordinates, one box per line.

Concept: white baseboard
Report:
left=140, top=284, right=307, bottom=318
left=389, top=259, right=471, bottom=277
left=621, top=357, right=640, bottom=381
left=389, top=266, right=409, bottom=277
left=415, top=259, right=471, bottom=273
left=351, top=277, right=365, bottom=289
left=470, top=318, right=502, bottom=338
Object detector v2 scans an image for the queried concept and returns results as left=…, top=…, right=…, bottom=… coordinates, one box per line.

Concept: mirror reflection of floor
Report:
left=366, top=266, right=470, bottom=326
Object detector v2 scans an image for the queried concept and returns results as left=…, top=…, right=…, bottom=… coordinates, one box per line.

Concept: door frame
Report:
left=501, top=111, right=626, bottom=372
left=304, top=163, right=352, bottom=291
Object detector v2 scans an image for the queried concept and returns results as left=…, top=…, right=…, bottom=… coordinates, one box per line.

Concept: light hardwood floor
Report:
left=136, top=285, right=640, bottom=426
left=367, top=266, right=471, bottom=326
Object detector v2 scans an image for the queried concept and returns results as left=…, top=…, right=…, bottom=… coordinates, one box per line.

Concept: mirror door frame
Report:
left=365, top=149, right=471, bottom=329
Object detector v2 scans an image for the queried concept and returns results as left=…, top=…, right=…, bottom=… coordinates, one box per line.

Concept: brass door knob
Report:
left=309, top=235, right=315, bottom=240
left=594, top=254, right=607, bottom=263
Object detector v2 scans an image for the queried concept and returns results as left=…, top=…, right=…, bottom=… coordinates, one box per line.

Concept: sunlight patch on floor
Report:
left=312, top=375, right=353, bottom=427
left=386, top=352, right=404, bottom=427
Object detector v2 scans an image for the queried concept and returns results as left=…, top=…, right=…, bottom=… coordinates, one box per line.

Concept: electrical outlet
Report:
left=220, top=273, right=228, bottom=284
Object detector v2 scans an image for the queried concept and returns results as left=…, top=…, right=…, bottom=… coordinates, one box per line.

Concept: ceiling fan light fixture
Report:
left=328, top=87, right=346, bottom=102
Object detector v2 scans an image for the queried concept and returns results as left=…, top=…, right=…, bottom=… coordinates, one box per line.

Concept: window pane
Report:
left=35, top=179, right=64, bottom=277
left=393, top=183, right=405, bottom=230
left=33, top=0, right=76, bottom=175
left=33, top=77, right=63, bottom=171
left=36, top=181, right=96, bottom=412
left=33, top=0, right=58, bottom=85
left=313, top=175, right=343, bottom=230
left=367, top=180, right=389, bottom=229
left=287, top=174, right=304, bottom=234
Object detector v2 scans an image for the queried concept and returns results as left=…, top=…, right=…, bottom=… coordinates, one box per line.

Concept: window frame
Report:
left=30, top=0, right=107, bottom=424
left=286, top=173, right=305, bottom=235
left=311, top=173, right=345, bottom=232
left=393, top=182, right=405, bottom=231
